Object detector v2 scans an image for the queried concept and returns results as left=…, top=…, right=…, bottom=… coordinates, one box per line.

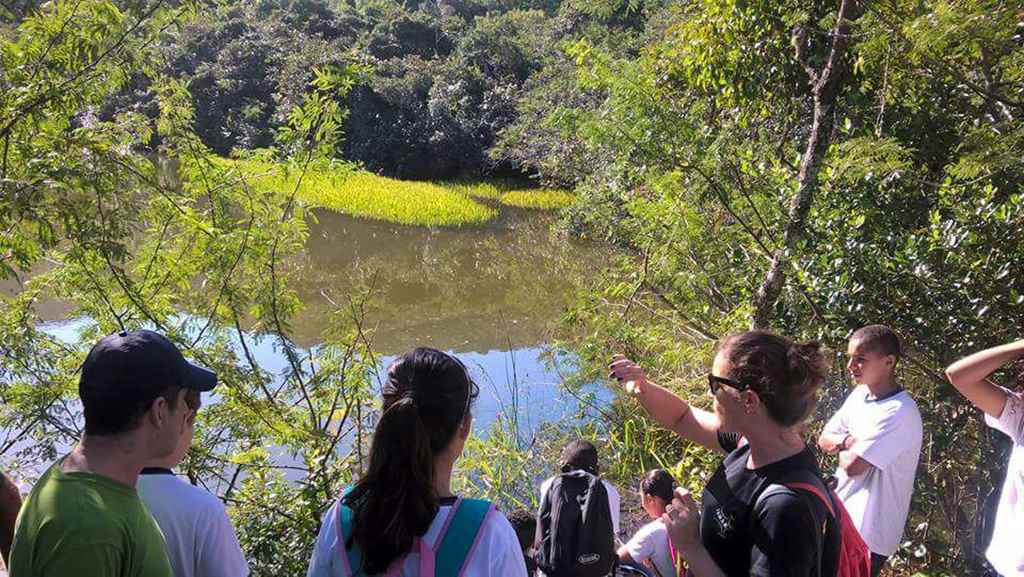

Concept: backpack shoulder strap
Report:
left=336, top=500, right=361, bottom=576
left=783, top=482, right=835, bottom=518
left=434, top=498, right=494, bottom=577
left=753, top=481, right=829, bottom=577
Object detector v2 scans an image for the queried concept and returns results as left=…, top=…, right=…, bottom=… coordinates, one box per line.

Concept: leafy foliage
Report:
left=535, top=0, right=1024, bottom=574
left=0, top=4, right=378, bottom=576
left=3, top=0, right=1024, bottom=576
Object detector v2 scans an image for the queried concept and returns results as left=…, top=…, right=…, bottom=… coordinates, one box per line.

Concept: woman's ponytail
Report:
left=342, top=348, right=477, bottom=574
left=345, top=396, right=436, bottom=573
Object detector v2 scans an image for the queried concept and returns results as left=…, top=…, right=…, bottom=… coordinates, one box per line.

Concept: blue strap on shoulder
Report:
left=338, top=495, right=491, bottom=577
left=337, top=490, right=363, bottom=576
left=434, top=498, right=493, bottom=577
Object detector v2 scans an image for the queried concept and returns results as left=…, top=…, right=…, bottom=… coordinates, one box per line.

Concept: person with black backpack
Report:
left=611, top=331, right=870, bottom=577
left=535, top=440, right=620, bottom=577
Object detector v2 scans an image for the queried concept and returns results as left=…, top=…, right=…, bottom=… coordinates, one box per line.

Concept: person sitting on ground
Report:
left=306, top=347, right=527, bottom=577
left=538, top=440, right=621, bottom=538
left=0, top=470, right=21, bottom=569
left=618, top=469, right=681, bottom=577
left=817, top=325, right=923, bottom=577
left=610, top=331, right=840, bottom=577
left=946, top=339, right=1024, bottom=577
left=8, top=329, right=217, bottom=577
left=137, top=389, right=249, bottom=577
left=507, top=508, right=538, bottom=574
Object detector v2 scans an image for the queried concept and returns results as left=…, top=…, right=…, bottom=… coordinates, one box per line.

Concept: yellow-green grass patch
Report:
left=223, top=159, right=498, bottom=227
left=499, top=189, right=575, bottom=210
left=440, top=180, right=507, bottom=200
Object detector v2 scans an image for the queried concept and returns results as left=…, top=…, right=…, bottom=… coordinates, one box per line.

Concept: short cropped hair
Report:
left=506, top=509, right=536, bottom=551
left=558, top=440, right=599, bottom=475
left=82, top=383, right=185, bottom=436
left=850, top=325, right=902, bottom=361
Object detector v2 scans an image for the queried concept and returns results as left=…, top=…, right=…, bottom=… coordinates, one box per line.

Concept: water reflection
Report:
left=289, top=207, right=606, bottom=353
left=5, top=205, right=615, bottom=442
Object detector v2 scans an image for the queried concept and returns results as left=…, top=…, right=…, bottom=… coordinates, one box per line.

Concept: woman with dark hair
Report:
left=618, top=469, right=680, bottom=577
left=610, top=331, right=840, bottom=577
left=306, top=348, right=527, bottom=577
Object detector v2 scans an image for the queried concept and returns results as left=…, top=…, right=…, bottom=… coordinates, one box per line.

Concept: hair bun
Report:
left=786, top=340, right=829, bottom=394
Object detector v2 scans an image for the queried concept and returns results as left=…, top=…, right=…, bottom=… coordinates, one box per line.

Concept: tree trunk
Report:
left=751, top=0, right=865, bottom=330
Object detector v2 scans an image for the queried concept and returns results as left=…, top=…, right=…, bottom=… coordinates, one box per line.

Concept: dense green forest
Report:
left=2, top=0, right=1023, bottom=575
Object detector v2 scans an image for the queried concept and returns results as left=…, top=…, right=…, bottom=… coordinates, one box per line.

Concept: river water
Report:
left=288, top=205, right=613, bottom=432
left=3, top=202, right=614, bottom=472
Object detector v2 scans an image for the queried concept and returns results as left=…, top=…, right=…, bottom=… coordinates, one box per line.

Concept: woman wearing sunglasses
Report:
left=610, top=331, right=840, bottom=577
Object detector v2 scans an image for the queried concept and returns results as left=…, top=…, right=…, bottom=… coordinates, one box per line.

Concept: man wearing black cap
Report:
left=8, top=330, right=217, bottom=577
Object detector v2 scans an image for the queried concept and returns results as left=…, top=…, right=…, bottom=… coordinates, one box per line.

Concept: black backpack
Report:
left=535, top=470, right=616, bottom=577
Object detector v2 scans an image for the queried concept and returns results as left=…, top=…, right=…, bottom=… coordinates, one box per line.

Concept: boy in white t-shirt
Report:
left=137, top=390, right=249, bottom=577
left=946, top=339, right=1024, bottom=577
left=818, top=325, right=923, bottom=577
left=618, top=469, right=679, bottom=577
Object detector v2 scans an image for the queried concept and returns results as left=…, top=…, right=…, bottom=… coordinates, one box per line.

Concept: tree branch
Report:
left=752, top=0, right=865, bottom=329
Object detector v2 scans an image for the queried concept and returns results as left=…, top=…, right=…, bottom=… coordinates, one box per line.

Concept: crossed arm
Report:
left=819, top=431, right=873, bottom=476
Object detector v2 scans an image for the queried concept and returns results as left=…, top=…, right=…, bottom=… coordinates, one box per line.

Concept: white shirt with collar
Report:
left=984, top=387, right=1024, bottom=577
left=823, top=385, right=923, bottom=556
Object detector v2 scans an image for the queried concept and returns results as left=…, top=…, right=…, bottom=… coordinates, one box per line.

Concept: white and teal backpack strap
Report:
left=435, top=498, right=494, bottom=577
left=335, top=495, right=494, bottom=577
left=336, top=497, right=363, bottom=577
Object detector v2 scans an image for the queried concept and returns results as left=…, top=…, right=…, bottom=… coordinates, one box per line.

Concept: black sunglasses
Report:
left=708, top=373, right=751, bottom=395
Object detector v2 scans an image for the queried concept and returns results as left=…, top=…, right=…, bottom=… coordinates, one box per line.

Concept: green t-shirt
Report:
left=8, top=460, right=174, bottom=577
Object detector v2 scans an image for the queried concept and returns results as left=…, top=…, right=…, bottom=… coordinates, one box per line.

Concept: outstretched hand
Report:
left=609, top=355, right=647, bottom=396
left=662, top=487, right=702, bottom=550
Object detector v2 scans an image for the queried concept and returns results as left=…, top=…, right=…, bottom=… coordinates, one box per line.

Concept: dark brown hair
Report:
left=717, top=331, right=829, bottom=427
left=640, top=469, right=675, bottom=504
left=558, top=439, right=599, bottom=475
left=850, top=325, right=902, bottom=362
left=342, top=348, right=478, bottom=574
left=506, top=508, right=536, bottom=551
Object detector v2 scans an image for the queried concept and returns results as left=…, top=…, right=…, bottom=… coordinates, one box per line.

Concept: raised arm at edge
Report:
left=945, top=340, right=1024, bottom=418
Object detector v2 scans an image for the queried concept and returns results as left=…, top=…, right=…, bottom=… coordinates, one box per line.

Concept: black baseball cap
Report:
left=80, top=329, right=217, bottom=400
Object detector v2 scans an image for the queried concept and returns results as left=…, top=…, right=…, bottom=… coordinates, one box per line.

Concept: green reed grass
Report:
left=220, top=157, right=571, bottom=226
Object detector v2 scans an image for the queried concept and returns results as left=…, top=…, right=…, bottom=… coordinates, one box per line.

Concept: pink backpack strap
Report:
left=667, top=532, right=683, bottom=576
left=342, top=496, right=486, bottom=577
left=382, top=538, right=434, bottom=577
left=382, top=498, right=465, bottom=577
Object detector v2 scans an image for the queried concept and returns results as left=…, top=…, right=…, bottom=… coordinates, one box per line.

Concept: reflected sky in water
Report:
left=25, top=205, right=615, bottom=440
